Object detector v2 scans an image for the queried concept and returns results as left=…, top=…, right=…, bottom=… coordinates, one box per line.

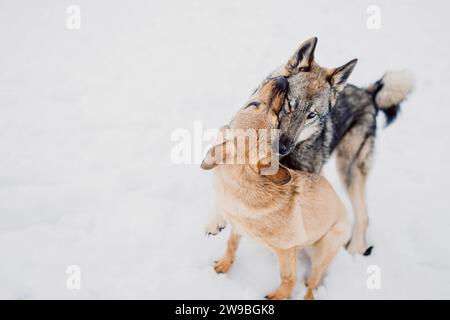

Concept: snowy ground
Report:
left=0, top=0, right=450, bottom=299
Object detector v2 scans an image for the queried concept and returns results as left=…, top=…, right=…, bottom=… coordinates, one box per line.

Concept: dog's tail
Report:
left=366, top=71, right=414, bottom=127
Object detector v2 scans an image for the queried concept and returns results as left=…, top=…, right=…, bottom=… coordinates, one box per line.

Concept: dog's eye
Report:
left=307, top=111, right=318, bottom=120
left=245, top=101, right=261, bottom=110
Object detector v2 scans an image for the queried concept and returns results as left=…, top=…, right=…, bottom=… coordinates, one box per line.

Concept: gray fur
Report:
left=259, top=37, right=412, bottom=255
left=281, top=84, right=378, bottom=176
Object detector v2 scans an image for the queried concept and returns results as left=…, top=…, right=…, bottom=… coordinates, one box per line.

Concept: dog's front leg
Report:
left=265, top=247, right=297, bottom=300
left=214, top=228, right=241, bottom=273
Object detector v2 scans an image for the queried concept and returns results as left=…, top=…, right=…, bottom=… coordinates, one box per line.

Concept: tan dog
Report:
left=201, top=77, right=350, bottom=300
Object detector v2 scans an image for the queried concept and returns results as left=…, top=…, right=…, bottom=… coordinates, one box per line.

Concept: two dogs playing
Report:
left=201, top=38, right=413, bottom=299
left=201, top=77, right=349, bottom=300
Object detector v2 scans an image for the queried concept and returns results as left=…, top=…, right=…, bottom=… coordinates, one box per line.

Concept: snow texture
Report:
left=0, top=0, right=449, bottom=299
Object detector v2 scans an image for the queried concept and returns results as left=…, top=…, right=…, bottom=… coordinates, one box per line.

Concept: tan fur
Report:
left=203, top=78, right=350, bottom=300
left=214, top=229, right=241, bottom=273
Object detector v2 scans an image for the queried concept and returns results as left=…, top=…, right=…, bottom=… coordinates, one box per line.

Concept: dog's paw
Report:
left=346, top=239, right=372, bottom=256
left=214, top=258, right=233, bottom=274
left=304, top=289, right=315, bottom=300
left=264, top=289, right=291, bottom=300
left=264, top=287, right=292, bottom=300
left=205, top=222, right=227, bottom=236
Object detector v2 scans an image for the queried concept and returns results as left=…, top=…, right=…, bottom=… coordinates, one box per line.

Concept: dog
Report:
left=201, top=77, right=350, bottom=300
left=273, top=37, right=413, bottom=255
left=206, top=37, right=413, bottom=256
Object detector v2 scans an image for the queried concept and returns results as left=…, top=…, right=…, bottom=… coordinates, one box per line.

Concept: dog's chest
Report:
left=215, top=176, right=308, bottom=249
left=225, top=202, right=308, bottom=250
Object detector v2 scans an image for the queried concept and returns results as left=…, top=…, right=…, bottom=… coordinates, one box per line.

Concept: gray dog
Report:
left=205, top=37, right=413, bottom=256
left=273, top=37, right=413, bottom=255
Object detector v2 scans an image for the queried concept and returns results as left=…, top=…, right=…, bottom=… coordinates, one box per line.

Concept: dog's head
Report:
left=201, top=77, right=291, bottom=185
left=276, top=37, right=358, bottom=156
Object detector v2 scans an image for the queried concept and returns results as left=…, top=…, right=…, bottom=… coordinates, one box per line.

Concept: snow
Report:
left=0, top=0, right=449, bottom=299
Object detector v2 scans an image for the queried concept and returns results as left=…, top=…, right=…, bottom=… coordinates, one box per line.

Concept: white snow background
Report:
left=0, top=0, right=449, bottom=299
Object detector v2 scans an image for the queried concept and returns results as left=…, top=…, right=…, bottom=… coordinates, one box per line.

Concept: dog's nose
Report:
left=274, top=134, right=293, bottom=156
left=279, top=143, right=289, bottom=156
left=278, top=136, right=292, bottom=156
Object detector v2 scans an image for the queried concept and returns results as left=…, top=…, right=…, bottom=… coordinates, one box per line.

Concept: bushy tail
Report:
left=366, top=71, right=414, bottom=126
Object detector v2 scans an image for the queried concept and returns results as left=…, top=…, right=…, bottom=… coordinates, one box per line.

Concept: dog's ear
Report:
left=328, top=59, right=358, bottom=104
left=201, top=142, right=226, bottom=170
left=257, top=158, right=292, bottom=185
left=201, top=126, right=232, bottom=170
left=284, top=37, right=318, bottom=76
left=258, top=77, right=289, bottom=113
